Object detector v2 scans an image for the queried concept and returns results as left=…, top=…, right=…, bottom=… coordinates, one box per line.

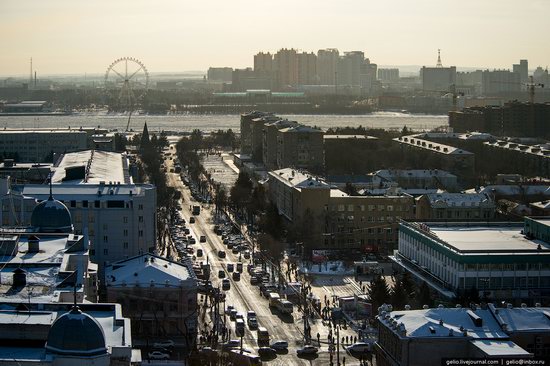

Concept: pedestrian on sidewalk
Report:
left=343, top=356, right=346, bottom=366
left=317, top=332, right=320, bottom=345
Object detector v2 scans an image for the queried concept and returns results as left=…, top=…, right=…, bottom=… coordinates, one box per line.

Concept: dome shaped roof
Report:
left=46, top=306, right=107, bottom=356
left=30, top=196, right=73, bottom=233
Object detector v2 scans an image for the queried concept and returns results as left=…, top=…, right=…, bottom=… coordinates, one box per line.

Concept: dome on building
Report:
left=30, top=195, right=73, bottom=233
left=46, top=306, right=107, bottom=356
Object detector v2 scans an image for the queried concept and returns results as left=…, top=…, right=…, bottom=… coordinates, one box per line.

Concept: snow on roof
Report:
left=470, top=340, right=530, bottom=356
left=485, top=140, right=550, bottom=159
left=278, top=125, right=323, bottom=133
left=21, top=183, right=152, bottom=199
left=466, top=185, right=550, bottom=196
left=374, top=169, right=457, bottom=179
left=330, top=189, right=349, bottom=197
left=424, top=193, right=493, bottom=208
left=323, top=135, right=378, bottom=140
left=269, top=168, right=330, bottom=189
left=52, top=150, right=130, bottom=184
left=380, top=307, right=508, bottom=339
left=394, top=135, right=473, bottom=155
left=530, top=200, right=550, bottom=210
left=105, top=254, right=195, bottom=287
left=492, top=307, right=550, bottom=332
left=429, top=225, right=550, bottom=253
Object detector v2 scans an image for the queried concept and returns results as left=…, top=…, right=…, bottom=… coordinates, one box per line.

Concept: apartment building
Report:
left=415, top=193, right=496, bottom=221
left=393, top=135, right=475, bottom=178
left=276, top=125, right=324, bottom=172
left=268, top=168, right=415, bottom=256
left=483, top=140, right=550, bottom=178
left=262, top=119, right=298, bottom=170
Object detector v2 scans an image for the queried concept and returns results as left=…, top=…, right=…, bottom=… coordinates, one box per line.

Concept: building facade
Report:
left=394, top=218, right=550, bottom=304
left=415, top=193, right=496, bottom=221
left=276, top=125, right=324, bottom=172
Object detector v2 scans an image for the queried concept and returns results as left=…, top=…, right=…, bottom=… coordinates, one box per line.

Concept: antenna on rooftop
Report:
left=30, top=57, right=33, bottom=88
left=436, top=49, right=443, bottom=68
left=48, top=171, right=53, bottom=199
left=73, top=284, right=77, bottom=307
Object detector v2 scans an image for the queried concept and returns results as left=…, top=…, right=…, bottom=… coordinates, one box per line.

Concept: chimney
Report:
left=28, top=235, right=40, bottom=253
left=12, top=268, right=26, bottom=287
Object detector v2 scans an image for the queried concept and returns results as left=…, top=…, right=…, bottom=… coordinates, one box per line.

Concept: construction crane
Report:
left=526, top=76, right=544, bottom=104
left=489, top=76, right=544, bottom=103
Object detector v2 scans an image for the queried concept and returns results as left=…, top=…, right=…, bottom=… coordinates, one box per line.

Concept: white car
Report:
left=148, top=351, right=170, bottom=360
left=346, top=342, right=372, bottom=353
left=297, top=345, right=318, bottom=355
left=153, top=340, right=174, bottom=348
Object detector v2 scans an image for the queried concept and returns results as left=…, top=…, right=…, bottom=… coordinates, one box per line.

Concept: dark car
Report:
left=258, top=347, right=277, bottom=358
left=232, top=272, right=241, bottom=281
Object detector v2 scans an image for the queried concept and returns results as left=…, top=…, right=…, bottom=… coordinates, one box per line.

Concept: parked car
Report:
left=229, top=309, right=238, bottom=320
left=270, top=340, right=288, bottom=351
left=189, top=217, right=195, bottom=223
left=218, top=270, right=226, bottom=278
left=232, top=272, right=241, bottom=281
left=346, top=342, right=372, bottom=353
left=221, top=340, right=240, bottom=351
left=297, top=345, right=318, bottom=356
left=227, top=263, right=234, bottom=272
left=200, top=235, right=206, bottom=242
left=196, top=249, right=203, bottom=257
left=153, top=340, right=175, bottom=348
left=225, top=305, right=234, bottom=315
left=218, top=250, right=226, bottom=258
left=247, top=310, right=256, bottom=319
left=148, top=351, right=170, bottom=360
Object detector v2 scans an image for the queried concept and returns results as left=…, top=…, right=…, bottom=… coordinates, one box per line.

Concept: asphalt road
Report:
left=164, top=149, right=369, bottom=366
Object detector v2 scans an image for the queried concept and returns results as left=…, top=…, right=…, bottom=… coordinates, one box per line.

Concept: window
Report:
left=368, top=205, right=375, bottom=211
left=107, top=200, right=125, bottom=208
left=377, top=205, right=385, bottom=211
left=139, top=230, right=144, bottom=237
left=90, top=249, right=95, bottom=256
left=70, top=200, right=76, bottom=208
left=103, top=248, right=108, bottom=255
left=360, top=205, right=365, bottom=211
left=138, top=204, right=144, bottom=210
left=123, top=216, right=128, bottom=224
left=103, top=235, right=108, bottom=242
left=386, top=205, right=393, bottom=212
left=82, top=200, right=88, bottom=208
left=123, top=242, right=129, bottom=249
left=338, top=205, right=345, bottom=212
left=95, top=200, right=100, bottom=208
left=347, top=204, right=354, bottom=212
left=138, top=216, right=144, bottom=223
left=123, top=229, right=128, bottom=237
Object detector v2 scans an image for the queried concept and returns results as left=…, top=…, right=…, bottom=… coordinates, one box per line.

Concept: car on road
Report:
left=229, top=309, right=238, bottom=320
left=346, top=342, right=372, bottom=353
left=235, top=319, right=245, bottom=337
left=232, top=272, right=241, bottom=281
left=218, top=250, right=226, bottom=258
left=148, top=351, right=170, bottom=360
left=218, top=270, right=226, bottom=278
left=258, top=347, right=277, bottom=358
left=200, top=235, right=206, bottom=242
left=189, top=238, right=196, bottom=244
left=247, top=310, right=256, bottom=319
left=236, top=262, right=243, bottom=272
left=270, top=340, right=288, bottom=351
left=231, top=247, right=239, bottom=254
left=222, top=278, right=230, bottom=290
left=235, top=312, right=244, bottom=321
left=199, top=346, right=217, bottom=357
left=153, top=340, right=175, bottom=348
left=244, top=250, right=251, bottom=259
left=196, top=249, right=203, bottom=257
left=225, top=305, right=234, bottom=315
left=227, top=263, right=234, bottom=272
left=250, top=276, right=259, bottom=285
left=189, top=217, right=195, bottom=223
left=247, top=317, right=258, bottom=329
left=221, top=340, right=240, bottom=351
left=297, top=345, right=318, bottom=356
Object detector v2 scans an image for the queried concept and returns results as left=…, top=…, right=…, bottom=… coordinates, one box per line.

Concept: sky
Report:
left=1, top=0, right=549, bottom=76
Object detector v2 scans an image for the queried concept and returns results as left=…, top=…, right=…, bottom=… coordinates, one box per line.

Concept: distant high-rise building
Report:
left=481, top=69, right=521, bottom=95
left=512, top=59, right=529, bottom=83
left=338, top=51, right=364, bottom=86
left=274, top=48, right=299, bottom=88
left=378, top=68, right=399, bottom=81
left=533, top=66, right=549, bottom=85
left=254, top=52, right=273, bottom=73
left=317, top=48, right=339, bottom=85
left=297, top=52, right=317, bottom=85
left=207, top=67, right=233, bottom=82
left=421, top=66, right=457, bottom=91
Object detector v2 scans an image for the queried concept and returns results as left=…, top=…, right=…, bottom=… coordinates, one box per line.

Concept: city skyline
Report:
left=1, top=0, right=549, bottom=75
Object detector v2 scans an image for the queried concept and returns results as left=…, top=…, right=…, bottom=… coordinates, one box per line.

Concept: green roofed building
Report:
left=393, top=217, right=550, bottom=304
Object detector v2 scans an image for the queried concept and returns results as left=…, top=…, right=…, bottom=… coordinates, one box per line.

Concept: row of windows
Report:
left=461, top=276, right=550, bottom=289
left=333, top=204, right=409, bottom=212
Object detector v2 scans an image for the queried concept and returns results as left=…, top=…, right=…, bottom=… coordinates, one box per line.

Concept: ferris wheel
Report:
left=104, top=57, right=149, bottom=112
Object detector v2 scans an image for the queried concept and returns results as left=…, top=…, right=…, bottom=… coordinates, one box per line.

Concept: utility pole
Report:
left=336, top=325, right=340, bottom=366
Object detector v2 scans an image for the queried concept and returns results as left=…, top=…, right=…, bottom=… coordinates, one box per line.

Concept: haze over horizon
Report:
left=1, top=0, right=549, bottom=76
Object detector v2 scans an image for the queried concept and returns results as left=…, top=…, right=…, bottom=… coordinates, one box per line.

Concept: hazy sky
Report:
left=1, top=0, right=549, bottom=75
